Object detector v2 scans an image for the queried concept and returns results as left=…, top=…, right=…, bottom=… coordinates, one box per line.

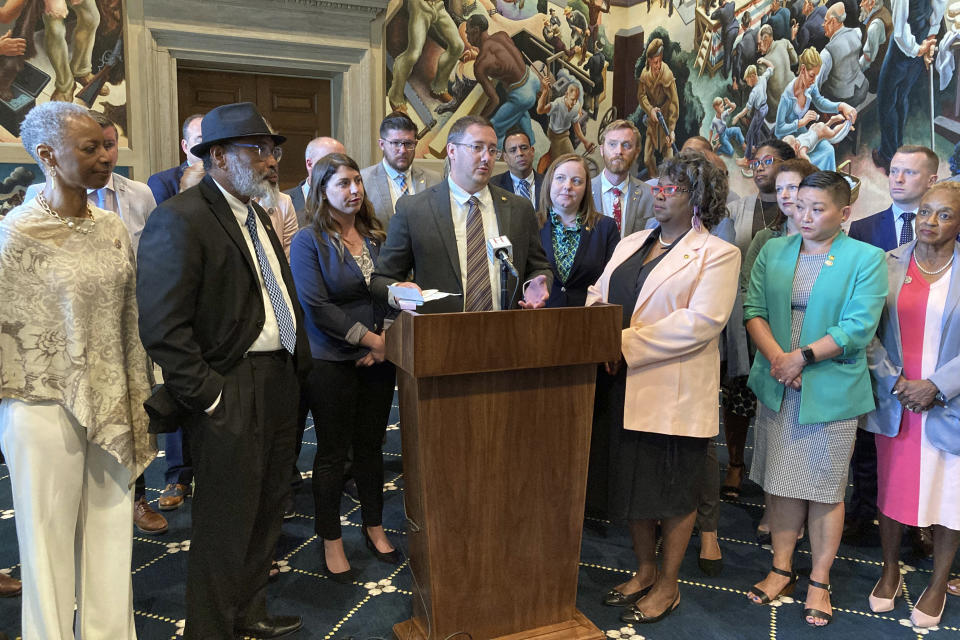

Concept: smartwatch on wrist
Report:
left=800, top=345, right=816, bottom=365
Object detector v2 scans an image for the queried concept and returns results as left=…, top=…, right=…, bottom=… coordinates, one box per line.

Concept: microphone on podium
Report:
left=486, top=236, right=518, bottom=277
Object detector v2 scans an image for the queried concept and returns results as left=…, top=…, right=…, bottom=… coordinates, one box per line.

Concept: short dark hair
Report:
left=799, top=170, right=851, bottom=207
left=379, top=112, right=417, bottom=139
left=447, top=115, right=493, bottom=144
left=466, top=13, right=489, bottom=31
left=503, top=128, right=531, bottom=146
left=86, top=109, right=114, bottom=130
left=659, top=151, right=730, bottom=229
left=181, top=113, right=203, bottom=140
left=755, top=138, right=796, bottom=161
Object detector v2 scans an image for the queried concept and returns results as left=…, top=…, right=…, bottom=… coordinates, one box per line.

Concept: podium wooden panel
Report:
left=387, top=306, right=621, bottom=640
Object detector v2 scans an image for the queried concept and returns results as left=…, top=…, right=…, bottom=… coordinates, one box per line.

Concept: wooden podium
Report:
left=386, top=306, right=621, bottom=640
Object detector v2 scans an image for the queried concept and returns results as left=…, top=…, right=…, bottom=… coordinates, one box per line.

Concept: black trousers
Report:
left=184, top=352, right=299, bottom=640
left=847, top=428, right=878, bottom=521
left=306, top=358, right=395, bottom=540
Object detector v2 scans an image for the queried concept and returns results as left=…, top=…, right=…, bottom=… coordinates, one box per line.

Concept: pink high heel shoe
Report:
left=910, top=588, right=946, bottom=628
left=868, top=575, right=903, bottom=613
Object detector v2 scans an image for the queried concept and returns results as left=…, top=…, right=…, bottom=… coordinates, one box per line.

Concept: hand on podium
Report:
left=388, top=281, right=424, bottom=309
left=518, top=275, right=549, bottom=309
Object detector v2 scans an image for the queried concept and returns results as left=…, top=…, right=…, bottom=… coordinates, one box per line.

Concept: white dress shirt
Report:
left=212, top=178, right=296, bottom=353
left=600, top=171, right=629, bottom=221
left=382, top=159, right=416, bottom=208
left=447, top=177, right=503, bottom=310
left=890, top=0, right=946, bottom=57
left=510, top=171, right=537, bottom=207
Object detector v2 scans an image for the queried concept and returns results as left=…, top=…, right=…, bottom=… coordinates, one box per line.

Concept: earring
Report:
left=49, top=167, right=56, bottom=190
left=692, top=205, right=703, bottom=232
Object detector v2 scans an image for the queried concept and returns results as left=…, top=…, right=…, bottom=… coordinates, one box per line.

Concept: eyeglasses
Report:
left=230, top=142, right=282, bottom=161
left=650, top=185, right=690, bottom=196
left=452, top=142, right=499, bottom=157
left=381, top=138, right=417, bottom=151
left=750, top=155, right=780, bottom=170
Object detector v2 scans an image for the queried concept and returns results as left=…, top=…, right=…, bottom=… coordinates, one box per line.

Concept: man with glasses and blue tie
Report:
left=137, top=102, right=311, bottom=640
left=372, top=115, right=552, bottom=314
left=360, top=112, right=440, bottom=228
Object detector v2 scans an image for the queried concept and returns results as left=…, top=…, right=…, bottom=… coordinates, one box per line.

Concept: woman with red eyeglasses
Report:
left=587, top=151, right=741, bottom=623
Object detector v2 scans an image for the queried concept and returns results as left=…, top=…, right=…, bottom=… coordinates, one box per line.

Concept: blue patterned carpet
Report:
left=1, top=396, right=959, bottom=639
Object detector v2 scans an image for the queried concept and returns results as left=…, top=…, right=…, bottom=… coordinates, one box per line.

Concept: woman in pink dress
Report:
left=866, top=181, right=960, bottom=628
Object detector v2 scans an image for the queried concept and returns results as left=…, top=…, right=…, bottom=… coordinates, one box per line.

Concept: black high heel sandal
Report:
left=748, top=566, right=797, bottom=604
left=362, top=526, right=403, bottom=564
left=804, top=580, right=833, bottom=627
left=720, top=462, right=746, bottom=499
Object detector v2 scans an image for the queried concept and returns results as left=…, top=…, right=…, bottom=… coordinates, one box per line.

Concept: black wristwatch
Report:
left=800, top=345, right=816, bottom=365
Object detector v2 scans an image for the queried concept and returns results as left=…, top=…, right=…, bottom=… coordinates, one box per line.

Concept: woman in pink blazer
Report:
left=587, top=151, right=741, bottom=624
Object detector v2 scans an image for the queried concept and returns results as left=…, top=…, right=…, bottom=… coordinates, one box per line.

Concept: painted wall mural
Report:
left=0, top=0, right=126, bottom=145
left=384, top=0, right=960, bottom=214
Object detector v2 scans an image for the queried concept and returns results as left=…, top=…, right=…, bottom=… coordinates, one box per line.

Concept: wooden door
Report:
left=177, top=69, right=331, bottom=191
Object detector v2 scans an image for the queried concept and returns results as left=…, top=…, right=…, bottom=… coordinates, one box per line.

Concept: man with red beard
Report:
left=137, top=102, right=311, bottom=640
left=590, top=119, right=654, bottom=237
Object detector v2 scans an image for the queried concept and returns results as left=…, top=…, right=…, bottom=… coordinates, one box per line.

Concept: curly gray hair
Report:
left=658, top=151, right=730, bottom=228
left=20, top=101, right=94, bottom=171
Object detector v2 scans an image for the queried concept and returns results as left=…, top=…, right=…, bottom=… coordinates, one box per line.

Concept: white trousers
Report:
left=0, top=399, right=137, bottom=640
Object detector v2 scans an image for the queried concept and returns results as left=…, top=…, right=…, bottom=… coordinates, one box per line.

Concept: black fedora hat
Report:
left=190, top=102, right=286, bottom=157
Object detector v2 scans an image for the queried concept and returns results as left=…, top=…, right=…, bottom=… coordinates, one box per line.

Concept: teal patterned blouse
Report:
left=550, top=209, right=582, bottom=283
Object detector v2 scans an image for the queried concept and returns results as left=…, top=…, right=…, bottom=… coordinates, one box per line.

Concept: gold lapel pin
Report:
left=501, top=196, right=507, bottom=201
left=114, top=238, right=122, bottom=250
left=904, top=275, right=913, bottom=284
left=683, top=254, right=690, bottom=259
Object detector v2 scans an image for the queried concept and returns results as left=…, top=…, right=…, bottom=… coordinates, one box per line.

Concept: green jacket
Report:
left=744, top=232, right=887, bottom=424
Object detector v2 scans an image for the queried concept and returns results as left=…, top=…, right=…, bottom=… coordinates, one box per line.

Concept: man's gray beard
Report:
left=225, top=153, right=273, bottom=201
left=256, top=182, right=281, bottom=209
left=859, top=7, right=870, bottom=22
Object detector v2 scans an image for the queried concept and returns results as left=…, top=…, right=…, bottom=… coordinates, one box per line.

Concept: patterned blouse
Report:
left=0, top=200, right=156, bottom=480
left=550, top=209, right=582, bottom=283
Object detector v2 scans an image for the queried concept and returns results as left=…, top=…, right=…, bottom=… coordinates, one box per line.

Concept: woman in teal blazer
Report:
left=742, top=172, right=887, bottom=628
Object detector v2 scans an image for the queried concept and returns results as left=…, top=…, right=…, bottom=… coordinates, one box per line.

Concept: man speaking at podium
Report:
left=371, top=115, right=553, bottom=313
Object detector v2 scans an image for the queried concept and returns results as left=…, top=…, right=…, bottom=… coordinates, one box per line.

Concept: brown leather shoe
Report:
left=158, top=483, right=191, bottom=511
left=134, top=497, right=168, bottom=535
left=0, top=572, right=21, bottom=597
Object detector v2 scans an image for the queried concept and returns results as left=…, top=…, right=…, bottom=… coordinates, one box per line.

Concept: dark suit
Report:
left=371, top=181, right=553, bottom=313
left=844, top=205, right=897, bottom=526
left=283, top=180, right=308, bottom=228
left=146, top=162, right=187, bottom=205
left=289, top=228, right=395, bottom=539
left=540, top=214, right=619, bottom=308
left=490, top=170, right=544, bottom=208
left=137, top=174, right=310, bottom=639
left=795, top=5, right=828, bottom=52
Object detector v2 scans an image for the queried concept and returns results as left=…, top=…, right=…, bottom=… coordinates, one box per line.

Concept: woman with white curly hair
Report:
left=0, top=100, right=154, bottom=639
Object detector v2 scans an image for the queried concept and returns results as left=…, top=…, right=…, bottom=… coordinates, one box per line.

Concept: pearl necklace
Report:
left=37, top=193, right=95, bottom=234
left=915, top=252, right=955, bottom=276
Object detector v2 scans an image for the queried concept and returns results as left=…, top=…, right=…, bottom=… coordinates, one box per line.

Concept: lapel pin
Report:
left=904, top=275, right=913, bottom=284
left=501, top=196, right=507, bottom=201
left=825, top=260, right=834, bottom=266
left=683, top=254, right=690, bottom=259
left=114, top=238, right=122, bottom=250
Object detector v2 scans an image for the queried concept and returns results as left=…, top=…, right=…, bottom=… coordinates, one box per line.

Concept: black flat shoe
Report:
left=235, top=614, right=303, bottom=639
left=362, top=527, right=403, bottom=564
left=720, top=462, right=745, bottom=499
left=620, top=593, right=680, bottom=623
left=748, top=566, right=797, bottom=605
left=602, top=581, right=654, bottom=606
left=698, top=556, right=723, bottom=577
left=804, top=580, right=833, bottom=627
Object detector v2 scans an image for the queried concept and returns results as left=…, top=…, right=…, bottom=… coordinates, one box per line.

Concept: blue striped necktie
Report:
left=245, top=206, right=297, bottom=354
left=515, top=177, right=531, bottom=202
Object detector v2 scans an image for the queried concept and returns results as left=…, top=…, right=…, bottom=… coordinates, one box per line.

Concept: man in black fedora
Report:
left=137, top=102, right=310, bottom=639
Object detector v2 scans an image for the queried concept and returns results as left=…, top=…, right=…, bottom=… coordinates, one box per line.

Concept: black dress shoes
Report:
left=362, top=527, right=403, bottom=564
left=602, top=582, right=653, bottom=606
left=235, top=615, right=302, bottom=639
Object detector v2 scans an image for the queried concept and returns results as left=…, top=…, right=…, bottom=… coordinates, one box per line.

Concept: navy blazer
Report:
left=146, top=163, right=187, bottom=205
left=491, top=170, right=543, bottom=207
left=290, top=226, right=391, bottom=361
left=849, top=207, right=898, bottom=252
left=540, top=214, right=619, bottom=308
